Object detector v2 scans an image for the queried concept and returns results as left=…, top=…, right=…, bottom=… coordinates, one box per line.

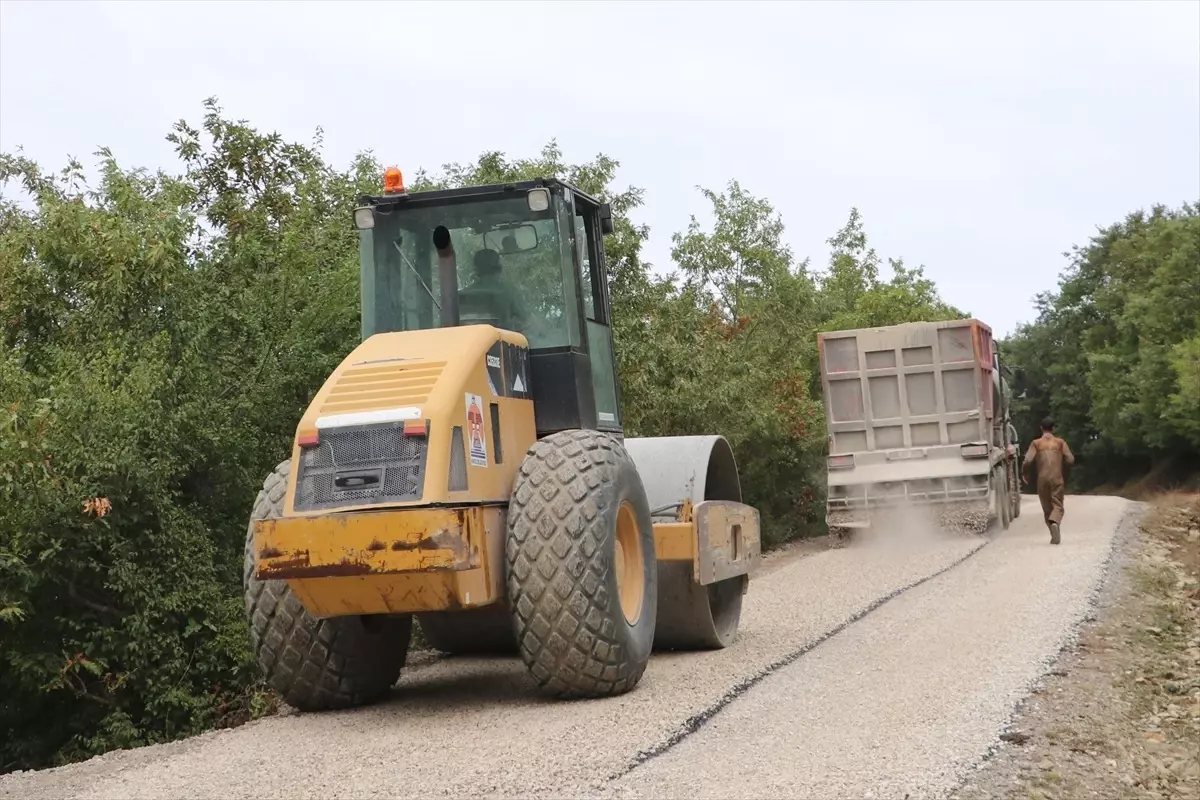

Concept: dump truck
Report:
left=244, top=168, right=761, bottom=711
left=817, top=319, right=1021, bottom=536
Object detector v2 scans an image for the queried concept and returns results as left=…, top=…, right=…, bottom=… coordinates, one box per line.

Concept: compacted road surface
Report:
left=0, top=495, right=1134, bottom=800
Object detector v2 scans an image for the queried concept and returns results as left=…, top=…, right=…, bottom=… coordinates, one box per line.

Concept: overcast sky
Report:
left=2, top=0, right=1197, bottom=336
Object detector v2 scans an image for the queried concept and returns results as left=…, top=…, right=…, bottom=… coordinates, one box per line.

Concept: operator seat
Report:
left=460, top=248, right=521, bottom=331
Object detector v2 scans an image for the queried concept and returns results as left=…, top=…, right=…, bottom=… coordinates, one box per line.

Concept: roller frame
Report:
left=623, top=435, right=762, bottom=650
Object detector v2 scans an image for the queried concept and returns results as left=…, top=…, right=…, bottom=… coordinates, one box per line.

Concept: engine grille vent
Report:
left=294, top=422, right=427, bottom=511
left=448, top=426, right=468, bottom=492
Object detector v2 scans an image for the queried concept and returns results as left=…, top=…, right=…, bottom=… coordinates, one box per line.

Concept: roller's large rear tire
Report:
left=244, top=460, right=413, bottom=711
left=506, top=430, right=658, bottom=698
left=416, top=607, right=518, bottom=655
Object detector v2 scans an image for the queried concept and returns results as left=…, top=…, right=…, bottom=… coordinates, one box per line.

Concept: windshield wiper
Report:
left=393, top=238, right=441, bottom=310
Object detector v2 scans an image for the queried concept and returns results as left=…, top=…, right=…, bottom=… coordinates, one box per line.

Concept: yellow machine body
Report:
left=253, top=324, right=761, bottom=619
left=253, top=324, right=532, bottom=616
left=252, top=325, right=760, bottom=619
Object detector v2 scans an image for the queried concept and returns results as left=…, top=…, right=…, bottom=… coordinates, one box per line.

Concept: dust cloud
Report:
left=846, top=500, right=966, bottom=554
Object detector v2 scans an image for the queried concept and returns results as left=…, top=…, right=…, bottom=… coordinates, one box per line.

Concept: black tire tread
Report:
left=999, top=467, right=1011, bottom=530
left=244, top=459, right=411, bottom=711
left=1008, top=458, right=1023, bottom=519
left=506, top=430, right=651, bottom=698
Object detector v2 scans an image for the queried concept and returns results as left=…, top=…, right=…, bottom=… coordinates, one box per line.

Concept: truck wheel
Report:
left=1008, top=461, right=1022, bottom=519
left=506, top=430, right=658, bottom=698
left=995, top=467, right=1011, bottom=530
left=244, top=460, right=412, bottom=711
left=416, top=607, right=518, bottom=655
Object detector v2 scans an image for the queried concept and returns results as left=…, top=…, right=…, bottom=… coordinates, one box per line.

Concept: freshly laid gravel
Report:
left=597, top=495, right=1132, bottom=800
left=0, top=523, right=985, bottom=800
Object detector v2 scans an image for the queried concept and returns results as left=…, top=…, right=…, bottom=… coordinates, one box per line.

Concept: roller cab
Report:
left=244, top=172, right=762, bottom=710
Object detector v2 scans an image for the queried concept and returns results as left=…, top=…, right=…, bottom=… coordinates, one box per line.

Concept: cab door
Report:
left=569, top=198, right=622, bottom=434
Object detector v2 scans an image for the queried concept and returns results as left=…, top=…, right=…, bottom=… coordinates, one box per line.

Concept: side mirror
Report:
left=599, top=203, right=615, bottom=235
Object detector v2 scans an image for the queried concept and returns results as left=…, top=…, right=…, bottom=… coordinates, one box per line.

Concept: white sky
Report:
left=2, top=0, right=1198, bottom=337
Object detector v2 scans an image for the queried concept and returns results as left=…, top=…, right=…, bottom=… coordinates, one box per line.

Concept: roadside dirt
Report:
left=951, top=494, right=1200, bottom=800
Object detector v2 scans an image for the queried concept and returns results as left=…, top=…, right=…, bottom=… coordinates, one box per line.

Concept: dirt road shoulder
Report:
left=951, top=495, right=1200, bottom=800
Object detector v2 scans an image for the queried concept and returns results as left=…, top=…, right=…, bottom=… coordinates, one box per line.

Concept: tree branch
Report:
left=66, top=582, right=123, bottom=619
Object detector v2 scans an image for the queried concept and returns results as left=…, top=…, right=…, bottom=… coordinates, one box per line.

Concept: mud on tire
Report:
left=506, top=430, right=658, bottom=698
left=244, top=460, right=412, bottom=711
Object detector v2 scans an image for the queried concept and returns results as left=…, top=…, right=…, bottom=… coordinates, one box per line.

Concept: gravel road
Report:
left=598, top=494, right=1133, bottom=799
left=0, top=495, right=1132, bottom=800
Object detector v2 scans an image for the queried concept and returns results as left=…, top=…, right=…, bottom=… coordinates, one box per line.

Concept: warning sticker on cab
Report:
left=465, top=393, right=487, bottom=467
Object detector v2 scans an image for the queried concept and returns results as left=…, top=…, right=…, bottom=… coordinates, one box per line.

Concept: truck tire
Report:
left=1008, top=460, right=1022, bottom=519
left=416, top=607, right=518, bottom=655
left=244, top=459, right=412, bottom=711
left=995, top=466, right=1011, bottom=530
left=506, top=430, right=658, bottom=698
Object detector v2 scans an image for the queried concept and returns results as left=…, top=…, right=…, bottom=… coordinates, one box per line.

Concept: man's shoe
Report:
left=1050, top=522, right=1061, bottom=545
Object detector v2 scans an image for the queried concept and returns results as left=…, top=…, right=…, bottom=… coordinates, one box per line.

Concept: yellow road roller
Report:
left=245, top=168, right=762, bottom=709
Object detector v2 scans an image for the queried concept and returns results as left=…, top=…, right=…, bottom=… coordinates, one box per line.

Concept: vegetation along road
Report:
left=0, top=496, right=1141, bottom=800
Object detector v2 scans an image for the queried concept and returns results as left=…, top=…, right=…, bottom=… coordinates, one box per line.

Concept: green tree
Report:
left=665, top=181, right=826, bottom=539
left=1002, top=202, right=1200, bottom=488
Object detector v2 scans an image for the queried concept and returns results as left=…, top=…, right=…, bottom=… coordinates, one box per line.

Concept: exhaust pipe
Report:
left=432, top=225, right=459, bottom=327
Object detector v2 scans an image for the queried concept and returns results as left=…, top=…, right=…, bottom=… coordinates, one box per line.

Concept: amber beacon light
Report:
left=383, top=166, right=405, bottom=194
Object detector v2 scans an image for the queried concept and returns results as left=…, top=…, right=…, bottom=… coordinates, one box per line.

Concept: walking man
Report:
left=1022, top=417, right=1075, bottom=544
